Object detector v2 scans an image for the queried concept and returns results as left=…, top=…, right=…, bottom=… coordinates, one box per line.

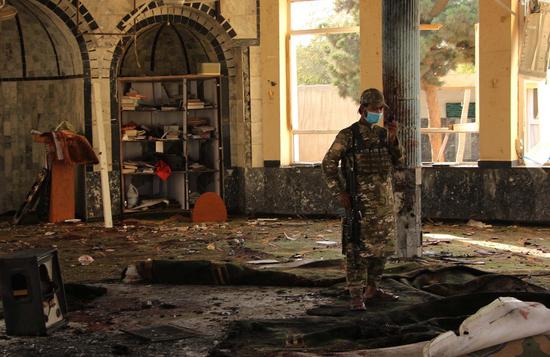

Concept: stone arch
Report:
left=31, top=0, right=103, bottom=134
left=109, top=1, right=237, bottom=77
left=108, top=3, right=240, bottom=159
left=0, top=0, right=100, bottom=215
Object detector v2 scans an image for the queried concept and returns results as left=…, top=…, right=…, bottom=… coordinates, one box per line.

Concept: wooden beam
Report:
left=455, top=89, right=472, bottom=163
left=420, top=23, right=443, bottom=31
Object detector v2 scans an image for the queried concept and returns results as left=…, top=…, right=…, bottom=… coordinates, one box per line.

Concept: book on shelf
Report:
left=122, top=129, right=147, bottom=141
left=191, top=125, right=215, bottom=135
left=188, top=162, right=208, bottom=171
left=187, top=117, right=209, bottom=127
left=120, top=93, right=144, bottom=110
left=187, top=98, right=205, bottom=109
left=161, top=106, right=179, bottom=111
left=161, top=125, right=180, bottom=140
left=123, top=161, right=156, bottom=174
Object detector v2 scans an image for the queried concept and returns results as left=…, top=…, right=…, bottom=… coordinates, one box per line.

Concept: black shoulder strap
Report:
left=351, top=122, right=366, bottom=151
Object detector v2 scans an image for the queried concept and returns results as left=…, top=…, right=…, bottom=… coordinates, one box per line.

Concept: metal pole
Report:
left=383, top=0, right=422, bottom=258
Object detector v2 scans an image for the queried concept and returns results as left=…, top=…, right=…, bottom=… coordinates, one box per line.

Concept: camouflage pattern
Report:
left=360, top=88, right=387, bottom=108
left=322, top=119, right=403, bottom=292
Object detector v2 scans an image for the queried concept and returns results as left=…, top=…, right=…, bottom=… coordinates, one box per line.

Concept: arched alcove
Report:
left=0, top=0, right=85, bottom=214
left=110, top=12, right=238, bottom=167
left=119, top=22, right=218, bottom=77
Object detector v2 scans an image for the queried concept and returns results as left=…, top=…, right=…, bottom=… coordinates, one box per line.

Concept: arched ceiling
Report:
left=0, top=0, right=83, bottom=79
left=119, top=22, right=218, bottom=77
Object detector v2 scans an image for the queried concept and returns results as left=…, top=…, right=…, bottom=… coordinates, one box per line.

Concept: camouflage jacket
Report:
left=321, top=119, right=404, bottom=198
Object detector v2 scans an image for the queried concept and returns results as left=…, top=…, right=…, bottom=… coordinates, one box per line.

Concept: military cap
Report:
left=360, top=88, right=388, bottom=108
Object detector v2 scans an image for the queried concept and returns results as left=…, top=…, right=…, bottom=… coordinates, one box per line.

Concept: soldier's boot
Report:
left=364, top=284, right=399, bottom=301
left=349, top=288, right=366, bottom=311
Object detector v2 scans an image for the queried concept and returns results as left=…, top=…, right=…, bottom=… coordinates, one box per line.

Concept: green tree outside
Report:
left=295, top=0, right=478, bottom=161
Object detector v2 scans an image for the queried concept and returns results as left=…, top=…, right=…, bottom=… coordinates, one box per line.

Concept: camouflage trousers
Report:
left=345, top=242, right=387, bottom=293
left=342, top=175, right=397, bottom=295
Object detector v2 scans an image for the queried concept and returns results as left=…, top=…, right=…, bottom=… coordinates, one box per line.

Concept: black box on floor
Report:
left=0, top=248, right=68, bottom=336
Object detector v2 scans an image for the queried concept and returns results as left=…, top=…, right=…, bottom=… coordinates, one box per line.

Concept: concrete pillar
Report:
left=260, top=0, right=290, bottom=167
left=382, top=0, right=422, bottom=257
left=478, top=0, right=520, bottom=167
left=360, top=0, right=383, bottom=89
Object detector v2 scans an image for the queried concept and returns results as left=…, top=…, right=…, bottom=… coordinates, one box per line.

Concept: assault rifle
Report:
left=342, top=123, right=363, bottom=248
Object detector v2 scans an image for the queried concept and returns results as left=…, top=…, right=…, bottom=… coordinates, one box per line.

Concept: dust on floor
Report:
left=0, top=216, right=549, bottom=356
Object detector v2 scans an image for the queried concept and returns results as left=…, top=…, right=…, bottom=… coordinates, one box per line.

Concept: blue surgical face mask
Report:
left=365, top=111, right=383, bottom=124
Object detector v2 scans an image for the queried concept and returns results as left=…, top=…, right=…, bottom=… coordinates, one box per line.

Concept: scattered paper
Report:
left=44, top=232, right=55, bottom=236
left=155, top=141, right=164, bottom=153
left=78, top=255, right=94, bottom=266
left=316, top=240, right=338, bottom=246
left=467, top=219, right=492, bottom=229
left=206, top=243, right=216, bottom=250
left=284, top=232, right=298, bottom=241
left=246, top=259, right=280, bottom=265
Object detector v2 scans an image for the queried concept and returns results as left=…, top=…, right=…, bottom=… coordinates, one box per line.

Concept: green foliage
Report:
left=326, top=32, right=361, bottom=101
left=420, top=0, right=478, bottom=86
left=295, top=0, right=478, bottom=100
left=295, top=0, right=361, bottom=102
left=296, top=38, right=332, bottom=85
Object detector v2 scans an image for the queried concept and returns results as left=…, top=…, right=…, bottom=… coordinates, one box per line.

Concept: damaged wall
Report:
left=240, top=166, right=550, bottom=224
left=0, top=0, right=261, bottom=217
left=421, top=167, right=550, bottom=222
left=84, top=0, right=259, bottom=219
left=0, top=0, right=85, bottom=215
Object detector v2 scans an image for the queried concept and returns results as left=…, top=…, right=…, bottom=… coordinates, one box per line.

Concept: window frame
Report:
left=523, top=80, right=548, bottom=165
left=288, top=0, right=359, bottom=163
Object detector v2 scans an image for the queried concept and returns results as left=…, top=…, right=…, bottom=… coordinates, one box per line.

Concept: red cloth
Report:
left=155, top=160, right=172, bottom=181
left=34, top=130, right=99, bottom=165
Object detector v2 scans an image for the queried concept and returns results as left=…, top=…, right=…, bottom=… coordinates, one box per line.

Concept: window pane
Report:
left=421, top=131, right=480, bottom=163
left=294, top=133, right=338, bottom=163
left=524, top=81, right=550, bottom=165
left=291, top=0, right=358, bottom=31
left=292, top=32, right=360, bottom=131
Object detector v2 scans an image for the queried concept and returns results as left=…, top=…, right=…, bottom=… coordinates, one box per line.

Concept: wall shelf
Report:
left=117, top=74, right=223, bottom=213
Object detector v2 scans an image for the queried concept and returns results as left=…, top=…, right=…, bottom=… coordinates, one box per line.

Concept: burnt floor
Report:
left=0, top=216, right=549, bottom=356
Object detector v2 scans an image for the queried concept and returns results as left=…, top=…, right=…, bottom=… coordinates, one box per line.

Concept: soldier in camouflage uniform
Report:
left=322, top=88, right=403, bottom=311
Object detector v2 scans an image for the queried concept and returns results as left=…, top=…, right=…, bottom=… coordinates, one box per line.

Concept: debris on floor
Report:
left=424, top=297, right=550, bottom=357
left=122, top=324, right=200, bottom=342
left=0, top=218, right=549, bottom=355
left=467, top=219, right=493, bottom=229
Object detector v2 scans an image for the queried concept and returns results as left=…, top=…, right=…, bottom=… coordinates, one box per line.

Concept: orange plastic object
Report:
left=191, top=192, right=227, bottom=223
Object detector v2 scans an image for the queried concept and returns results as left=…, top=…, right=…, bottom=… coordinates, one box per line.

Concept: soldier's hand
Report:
left=338, top=192, right=352, bottom=210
